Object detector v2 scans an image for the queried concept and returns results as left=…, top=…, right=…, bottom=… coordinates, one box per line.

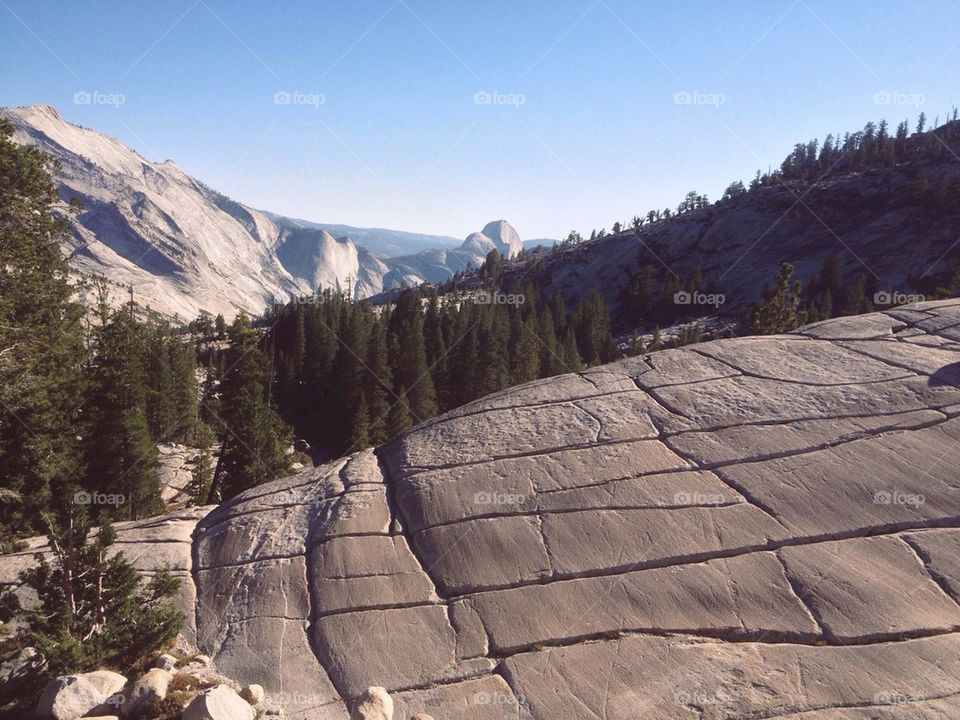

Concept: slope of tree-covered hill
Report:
left=464, top=113, right=960, bottom=333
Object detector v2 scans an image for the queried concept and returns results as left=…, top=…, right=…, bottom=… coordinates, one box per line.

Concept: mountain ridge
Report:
left=1, top=104, right=525, bottom=319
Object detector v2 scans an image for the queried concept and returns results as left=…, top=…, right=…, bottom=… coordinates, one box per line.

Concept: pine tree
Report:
left=536, top=306, right=563, bottom=376
left=213, top=314, right=290, bottom=501
left=5, top=508, right=181, bottom=681
left=386, top=386, right=413, bottom=437
left=364, top=322, right=394, bottom=446
left=389, top=291, right=438, bottom=422
left=0, top=120, right=87, bottom=542
left=560, top=326, right=582, bottom=372
left=843, top=274, right=871, bottom=315
left=83, top=303, right=162, bottom=521
left=509, top=314, right=541, bottom=385
left=144, top=322, right=175, bottom=441
left=477, top=316, right=510, bottom=397
left=187, top=447, right=213, bottom=506
left=752, top=263, right=806, bottom=334
left=167, top=334, right=199, bottom=444
left=423, top=295, right=449, bottom=409
left=572, top=291, right=618, bottom=365
left=349, top=392, right=371, bottom=450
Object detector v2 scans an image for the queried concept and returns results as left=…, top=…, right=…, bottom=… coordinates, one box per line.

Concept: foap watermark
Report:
left=473, top=90, right=525, bottom=108
left=473, top=690, right=523, bottom=706
left=74, top=90, right=125, bottom=108
left=472, top=289, right=525, bottom=306
left=274, top=90, right=326, bottom=108
left=674, top=290, right=725, bottom=308
left=74, top=490, right=126, bottom=507
left=873, top=490, right=925, bottom=508
left=272, top=692, right=331, bottom=709
left=873, top=290, right=925, bottom=307
left=673, top=91, right=725, bottom=107
left=873, top=91, right=925, bottom=108
left=673, top=689, right=729, bottom=706
left=673, top=491, right=727, bottom=506
left=293, top=290, right=323, bottom=305
left=874, top=690, right=923, bottom=705
left=474, top=491, right=527, bottom=508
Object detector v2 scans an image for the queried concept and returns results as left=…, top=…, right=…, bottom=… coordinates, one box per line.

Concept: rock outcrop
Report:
left=6, top=301, right=960, bottom=718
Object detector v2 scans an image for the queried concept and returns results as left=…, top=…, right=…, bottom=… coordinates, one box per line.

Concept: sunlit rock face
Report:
left=6, top=301, right=960, bottom=719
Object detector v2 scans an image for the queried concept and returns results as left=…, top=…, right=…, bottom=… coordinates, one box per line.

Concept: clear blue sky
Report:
left=2, top=0, right=958, bottom=240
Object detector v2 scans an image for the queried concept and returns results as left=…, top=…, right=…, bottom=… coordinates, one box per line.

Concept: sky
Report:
left=1, top=0, right=958, bottom=241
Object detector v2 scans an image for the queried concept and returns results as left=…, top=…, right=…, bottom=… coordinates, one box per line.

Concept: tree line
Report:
left=266, top=271, right=618, bottom=461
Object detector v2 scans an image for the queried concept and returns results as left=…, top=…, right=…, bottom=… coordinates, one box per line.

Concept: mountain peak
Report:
left=459, top=219, right=523, bottom=259
left=8, top=103, right=62, bottom=120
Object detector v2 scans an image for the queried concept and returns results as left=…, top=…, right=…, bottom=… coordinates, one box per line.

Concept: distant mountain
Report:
left=381, top=219, right=525, bottom=287
left=265, top=213, right=461, bottom=257
left=524, top=238, right=558, bottom=251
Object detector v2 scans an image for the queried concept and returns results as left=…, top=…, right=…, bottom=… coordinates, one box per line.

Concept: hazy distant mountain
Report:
left=524, top=238, right=558, bottom=251
left=266, top=213, right=461, bottom=258
left=382, top=219, right=525, bottom=288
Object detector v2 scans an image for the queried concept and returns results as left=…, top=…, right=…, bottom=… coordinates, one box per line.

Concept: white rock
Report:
left=121, top=668, right=172, bottom=717
left=153, top=653, right=178, bottom=671
left=240, top=683, right=264, bottom=705
left=351, top=686, right=393, bottom=720
left=35, top=670, right=127, bottom=720
left=182, top=685, right=255, bottom=720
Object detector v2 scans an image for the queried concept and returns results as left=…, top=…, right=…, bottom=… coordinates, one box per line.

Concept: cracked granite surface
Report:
left=4, top=301, right=960, bottom=718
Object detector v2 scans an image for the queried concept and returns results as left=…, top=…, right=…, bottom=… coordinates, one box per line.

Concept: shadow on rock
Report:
left=928, top=362, right=960, bottom=387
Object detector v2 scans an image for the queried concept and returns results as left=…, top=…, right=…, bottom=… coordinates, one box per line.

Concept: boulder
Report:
left=121, top=667, right=172, bottom=717
left=182, top=685, right=255, bottom=720
left=153, top=653, right=178, bottom=671
left=239, top=683, right=264, bottom=705
left=351, top=687, right=393, bottom=720
left=35, top=670, right=127, bottom=720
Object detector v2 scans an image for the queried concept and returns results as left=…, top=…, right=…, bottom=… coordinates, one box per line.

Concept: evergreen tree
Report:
left=509, top=314, right=541, bottom=385
left=386, top=386, right=413, bottom=437
left=213, top=314, right=290, bottom=501
left=572, top=291, right=618, bottom=365
left=167, top=334, right=199, bottom=444
left=84, top=303, right=161, bottom=521
left=0, top=119, right=86, bottom=542
left=560, top=326, right=582, bottom=371
left=363, top=322, right=394, bottom=445
left=389, top=291, right=438, bottom=422
left=843, top=274, right=871, bottom=315
left=349, top=392, right=371, bottom=450
left=477, top=318, right=511, bottom=397
left=536, top=306, right=563, bottom=376
left=6, top=508, right=181, bottom=681
left=752, top=263, right=806, bottom=334
left=187, top=447, right=213, bottom=506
